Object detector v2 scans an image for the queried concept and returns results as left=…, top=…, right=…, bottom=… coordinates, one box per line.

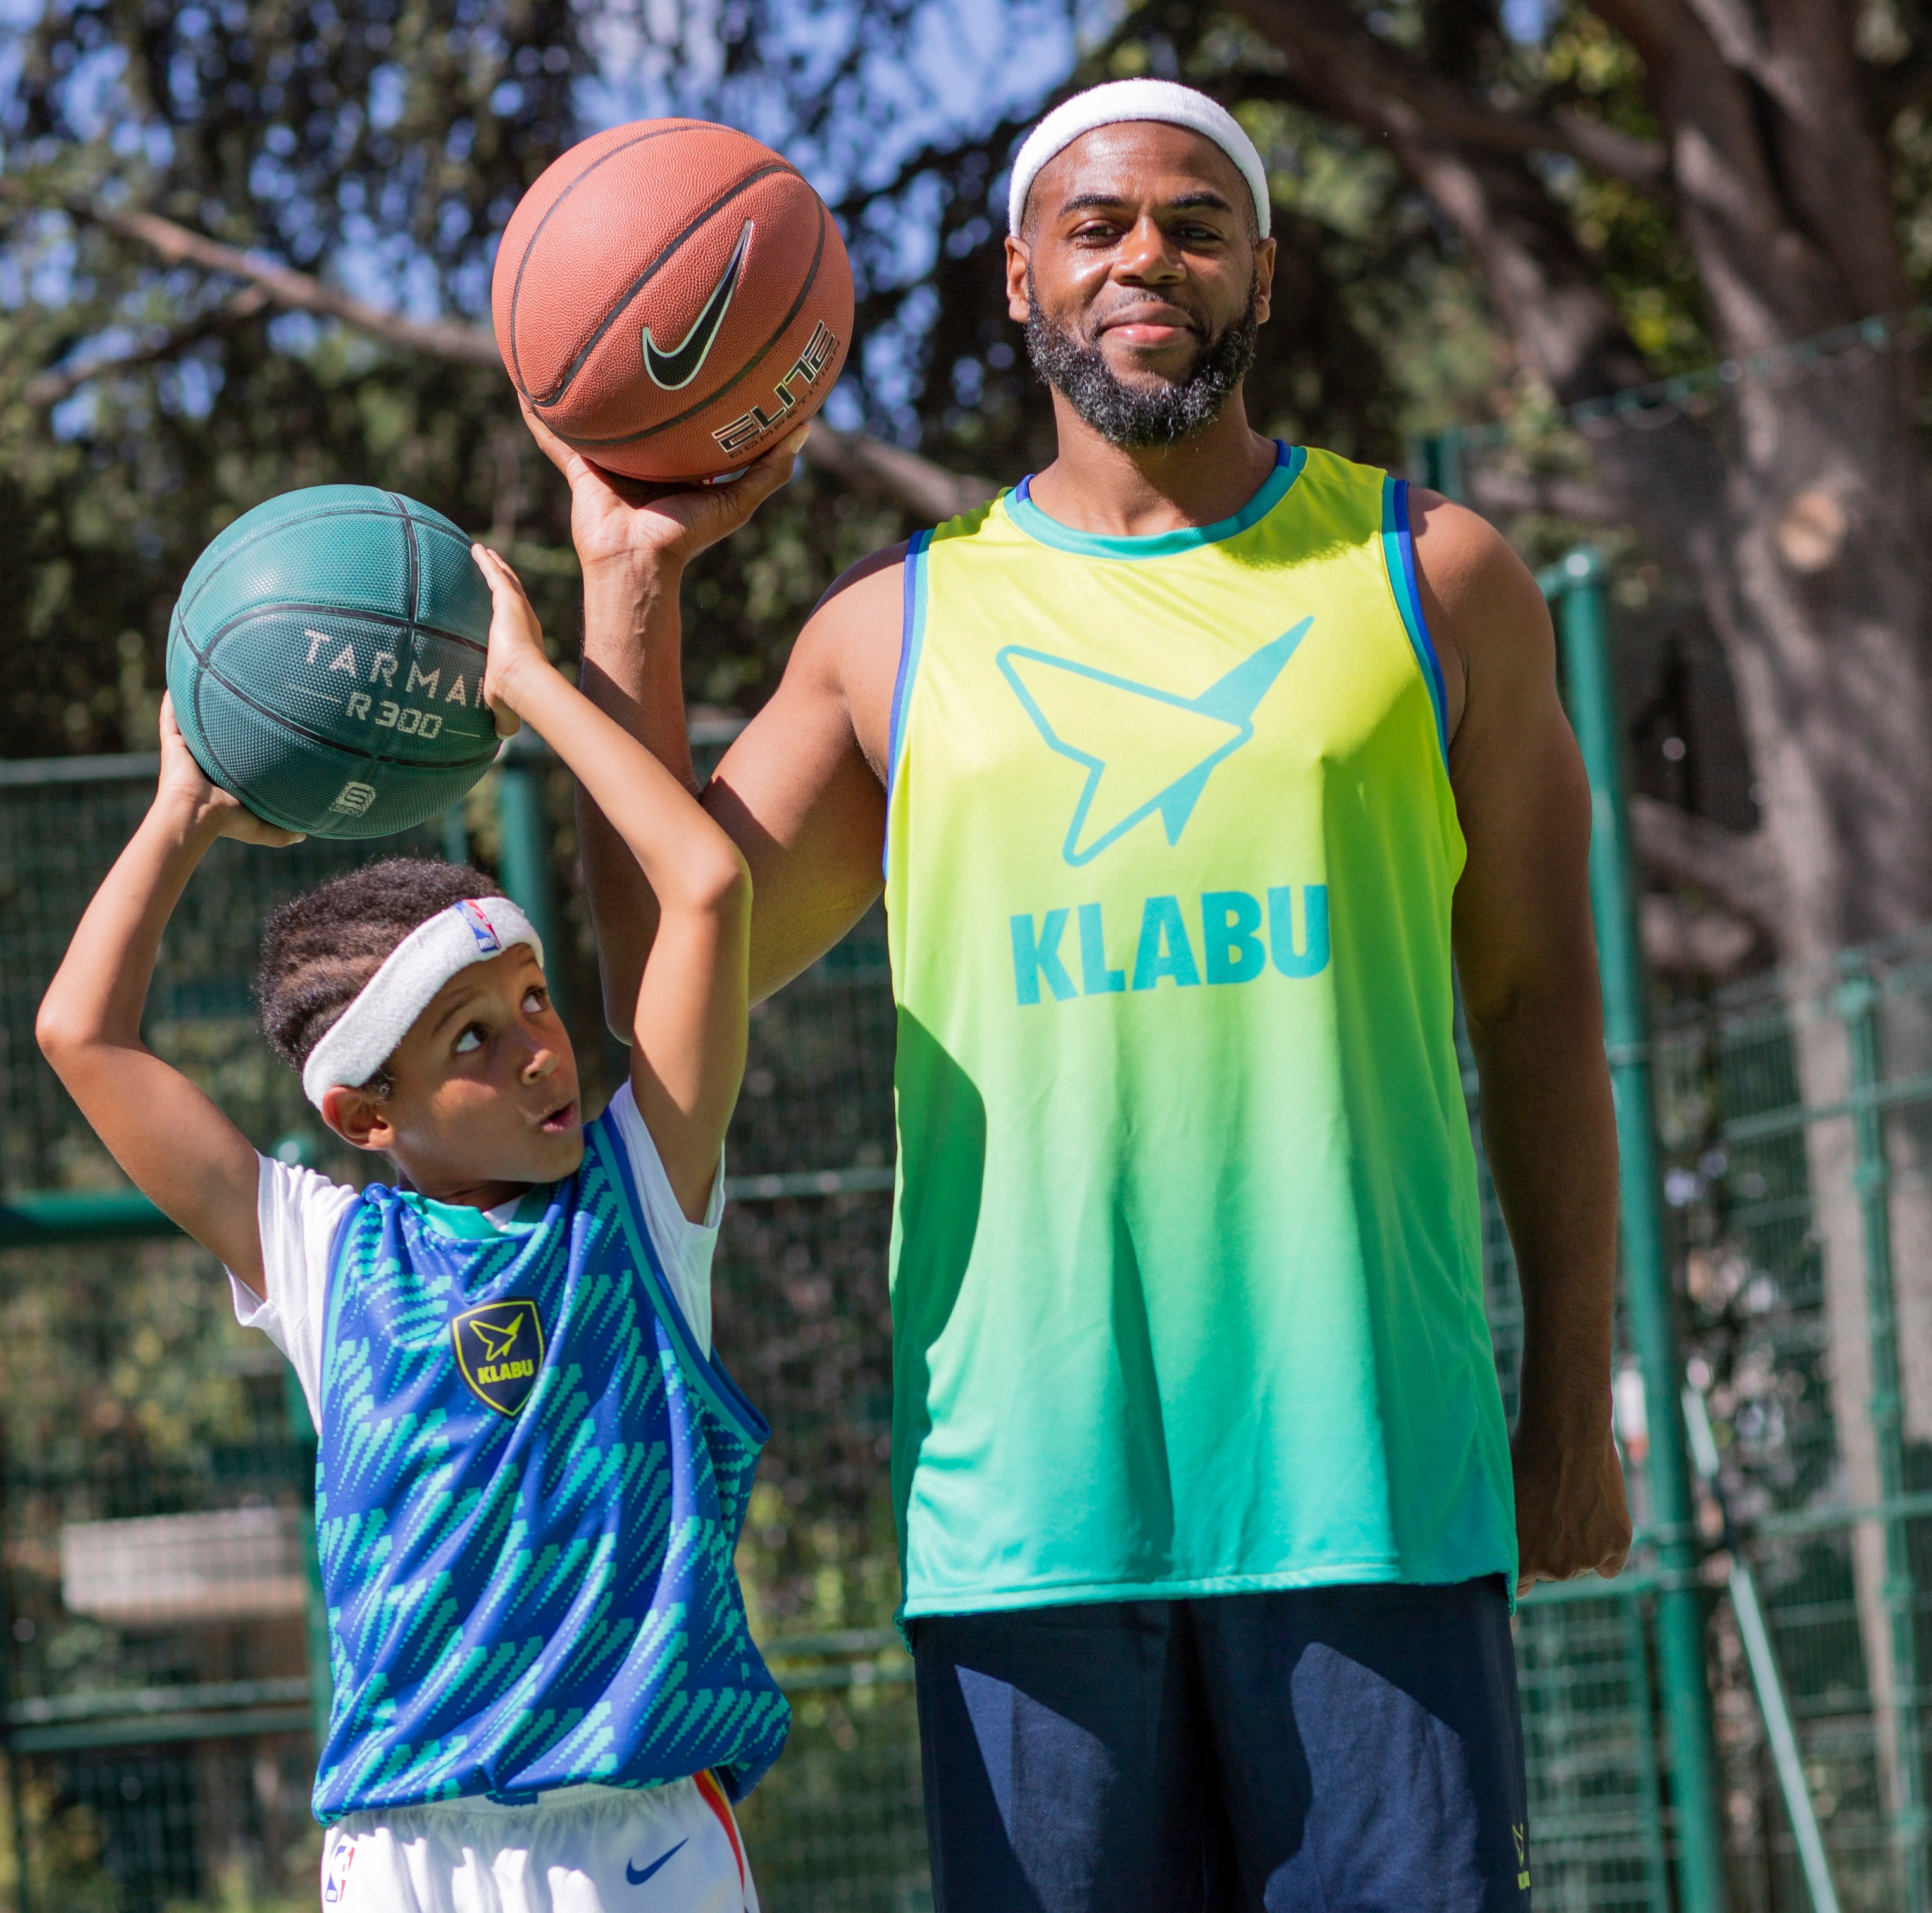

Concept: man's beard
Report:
left=1024, top=271, right=1259, bottom=449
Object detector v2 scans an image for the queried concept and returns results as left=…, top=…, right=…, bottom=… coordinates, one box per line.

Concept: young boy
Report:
left=37, top=545, right=784, bottom=1912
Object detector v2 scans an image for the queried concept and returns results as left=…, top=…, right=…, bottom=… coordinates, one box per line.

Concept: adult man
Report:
left=531, top=78, right=1631, bottom=1912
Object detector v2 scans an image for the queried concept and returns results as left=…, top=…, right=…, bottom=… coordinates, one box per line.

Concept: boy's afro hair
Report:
left=256, top=858, right=501, bottom=1075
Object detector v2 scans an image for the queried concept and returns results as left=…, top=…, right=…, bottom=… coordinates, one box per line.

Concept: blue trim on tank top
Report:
left=587, top=1116, right=769, bottom=1448
left=885, top=529, right=933, bottom=877
left=1380, top=475, right=1450, bottom=764
left=1006, top=442, right=1304, bottom=559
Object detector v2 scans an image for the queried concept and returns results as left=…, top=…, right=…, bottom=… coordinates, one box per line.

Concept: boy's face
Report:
left=322, top=947, right=583, bottom=1202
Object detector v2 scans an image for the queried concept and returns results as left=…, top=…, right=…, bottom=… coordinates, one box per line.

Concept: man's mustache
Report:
left=1086, top=301, right=1210, bottom=342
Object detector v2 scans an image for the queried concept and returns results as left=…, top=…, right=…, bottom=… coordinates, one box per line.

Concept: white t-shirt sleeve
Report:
left=602, top=1081, right=725, bottom=1356
left=227, top=1157, right=359, bottom=1432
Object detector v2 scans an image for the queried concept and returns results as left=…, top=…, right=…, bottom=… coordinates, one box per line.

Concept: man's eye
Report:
left=453, top=1026, right=485, bottom=1055
left=523, top=987, right=548, bottom=1014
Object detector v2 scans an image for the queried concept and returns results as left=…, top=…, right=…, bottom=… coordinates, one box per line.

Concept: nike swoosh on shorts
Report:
left=641, top=223, right=752, bottom=391
left=625, top=1836, right=688, bottom=1885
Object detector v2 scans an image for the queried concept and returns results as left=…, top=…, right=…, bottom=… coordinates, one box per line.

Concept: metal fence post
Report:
left=1621, top=1592, right=1674, bottom=1909
left=1549, top=545, right=1727, bottom=1913
left=441, top=801, right=471, bottom=869
left=494, top=732, right=561, bottom=978
left=1836, top=961, right=1930, bottom=1909
left=1411, top=428, right=1468, bottom=504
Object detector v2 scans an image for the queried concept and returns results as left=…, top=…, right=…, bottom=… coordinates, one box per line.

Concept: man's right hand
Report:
left=519, top=399, right=809, bottom=575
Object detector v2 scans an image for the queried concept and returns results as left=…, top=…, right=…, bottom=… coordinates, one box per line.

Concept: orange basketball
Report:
left=492, top=120, right=854, bottom=483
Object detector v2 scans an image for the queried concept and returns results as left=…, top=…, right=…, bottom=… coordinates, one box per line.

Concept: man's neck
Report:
left=1025, top=392, right=1279, bottom=538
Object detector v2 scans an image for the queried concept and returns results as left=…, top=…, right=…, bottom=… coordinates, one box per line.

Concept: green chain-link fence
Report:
left=4, top=648, right=1932, bottom=1909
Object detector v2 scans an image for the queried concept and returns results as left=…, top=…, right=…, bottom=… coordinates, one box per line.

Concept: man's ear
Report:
left=1004, top=234, right=1031, bottom=324
left=320, top=1085, right=396, bottom=1153
left=1252, top=234, right=1276, bottom=328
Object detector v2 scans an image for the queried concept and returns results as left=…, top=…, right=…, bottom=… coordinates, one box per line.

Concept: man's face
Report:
left=323, top=946, right=585, bottom=1196
left=1006, top=122, right=1274, bottom=448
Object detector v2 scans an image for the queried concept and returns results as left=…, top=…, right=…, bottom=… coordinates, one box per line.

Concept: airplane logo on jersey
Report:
left=996, top=619, right=1311, bottom=867
left=451, top=1299, right=546, bottom=1417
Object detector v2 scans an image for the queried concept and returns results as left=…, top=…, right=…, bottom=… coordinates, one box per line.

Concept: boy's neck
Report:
left=400, top=1171, right=533, bottom=1212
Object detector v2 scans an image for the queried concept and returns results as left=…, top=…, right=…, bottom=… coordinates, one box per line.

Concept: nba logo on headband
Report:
left=456, top=899, right=504, bottom=956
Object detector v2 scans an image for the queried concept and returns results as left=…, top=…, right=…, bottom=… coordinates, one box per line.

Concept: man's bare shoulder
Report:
left=778, top=540, right=909, bottom=771
left=1408, top=489, right=1552, bottom=740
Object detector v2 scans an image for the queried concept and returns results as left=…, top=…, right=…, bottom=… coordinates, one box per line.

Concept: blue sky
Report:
left=0, top=0, right=1101, bottom=430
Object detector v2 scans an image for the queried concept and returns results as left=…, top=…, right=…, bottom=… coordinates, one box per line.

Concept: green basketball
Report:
left=166, top=486, right=497, bottom=838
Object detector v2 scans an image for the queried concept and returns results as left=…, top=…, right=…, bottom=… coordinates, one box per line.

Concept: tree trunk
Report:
left=1230, top=0, right=1932, bottom=1862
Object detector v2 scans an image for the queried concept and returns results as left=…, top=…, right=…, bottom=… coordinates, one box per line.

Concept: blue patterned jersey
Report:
left=311, top=1107, right=788, bottom=1822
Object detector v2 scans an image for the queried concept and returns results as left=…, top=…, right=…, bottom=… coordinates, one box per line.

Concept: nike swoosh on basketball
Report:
left=625, top=1837, right=687, bottom=1885
left=642, top=222, right=752, bottom=391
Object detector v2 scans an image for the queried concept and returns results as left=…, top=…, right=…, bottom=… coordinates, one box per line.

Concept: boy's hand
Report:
left=472, top=544, right=552, bottom=738
left=521, top=402, right=809, bottom=575
left=156, top=695, right=304, bottom=846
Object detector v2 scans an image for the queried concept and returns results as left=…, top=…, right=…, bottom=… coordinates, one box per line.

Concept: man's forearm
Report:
left=1470, top=981, right=1621, bottom=1440
left=575, top=555, right=690, bottom=1035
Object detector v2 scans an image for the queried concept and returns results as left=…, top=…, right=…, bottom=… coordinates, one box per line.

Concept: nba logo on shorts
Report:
left=323, top=1838, right=356, bottom=1903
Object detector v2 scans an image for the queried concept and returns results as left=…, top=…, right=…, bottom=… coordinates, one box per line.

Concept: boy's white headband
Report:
left=301, top=898, right=544, bottom=1109
left=1007, top=80, right=1271, bottom=240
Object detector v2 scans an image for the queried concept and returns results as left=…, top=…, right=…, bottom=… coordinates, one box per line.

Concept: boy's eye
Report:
left=453, top=1025, right=486, bottom=1055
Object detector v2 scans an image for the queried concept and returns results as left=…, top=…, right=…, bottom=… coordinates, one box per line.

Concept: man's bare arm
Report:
left=1416, top=490, right=1633, bottom=1596
left=701, top=551, right=902, bottom=1000
left=525, top=409, right=902, bottom=1014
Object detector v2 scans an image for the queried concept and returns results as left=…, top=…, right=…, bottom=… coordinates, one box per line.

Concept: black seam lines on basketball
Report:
left=520, top=160, right=801, bottom=409
left=175, top=502, right=470, bottom=633
left=553, top=197, right=828, bottom=451
left=394, top=489, right=423, bottom=778
left=504, top=120, right=713, bottom=398
left=176, top=501, right=416, bottom=626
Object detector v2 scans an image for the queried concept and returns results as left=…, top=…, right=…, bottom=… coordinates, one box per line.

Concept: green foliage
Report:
left=0, top=0, right=583, bottom=756
left=1538, top=6, right=1712, bottom=373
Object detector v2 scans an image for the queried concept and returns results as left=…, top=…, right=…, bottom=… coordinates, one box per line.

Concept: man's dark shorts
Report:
left=912, top=1576, right=1529, bottom=1913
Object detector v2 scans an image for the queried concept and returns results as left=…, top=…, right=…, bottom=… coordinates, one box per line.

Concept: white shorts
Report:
left=319, top=1774, right=759, bottom=1913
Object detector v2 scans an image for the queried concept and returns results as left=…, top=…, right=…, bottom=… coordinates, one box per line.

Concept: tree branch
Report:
left=801, top=421, right=995, bottom=520
left=1225, top=0, right=1671, bottom=192
left=23, top=285, right=273, bottom=406
left=4, top=180, right=992, bottom=523
left=1630, top=794, right=1783, bottom=930
left=1865, top=46, right=1932, bottom=124
left=1463, top=467, right=1628, bottom=523
left=1640, top=890, right=1763, bottom=976
left=16, top=184, right=506, bottom=366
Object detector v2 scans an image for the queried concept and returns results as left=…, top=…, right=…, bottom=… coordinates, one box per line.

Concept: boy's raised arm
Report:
left=473, top=545, right=749, bottom=1224
left=35, top=699, right=305, bottom=1289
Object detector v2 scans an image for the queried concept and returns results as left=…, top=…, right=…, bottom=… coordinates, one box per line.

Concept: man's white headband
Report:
left=1007, top=80, right=1271, bottom=240
left=301, top=898, right=543, bottom=1109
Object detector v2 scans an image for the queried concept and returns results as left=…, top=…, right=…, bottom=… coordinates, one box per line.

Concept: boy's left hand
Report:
left=472, top=544, right=550, bottom=738
left=157, top=694, right=305, bottom=846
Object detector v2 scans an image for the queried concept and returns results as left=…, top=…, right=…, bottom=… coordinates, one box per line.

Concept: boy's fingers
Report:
left=471, top=542, right=532, bottom=603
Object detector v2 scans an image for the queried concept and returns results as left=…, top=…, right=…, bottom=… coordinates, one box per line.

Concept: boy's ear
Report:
left=320, top=1085, right=396, bottom=1153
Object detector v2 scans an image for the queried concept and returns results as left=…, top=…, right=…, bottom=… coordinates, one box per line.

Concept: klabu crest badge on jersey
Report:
left=451, top=1299, right=546, bottom=1416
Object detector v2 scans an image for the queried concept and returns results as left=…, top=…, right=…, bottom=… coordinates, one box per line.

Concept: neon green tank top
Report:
left=883, top=443, right=1515, bottom=1618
